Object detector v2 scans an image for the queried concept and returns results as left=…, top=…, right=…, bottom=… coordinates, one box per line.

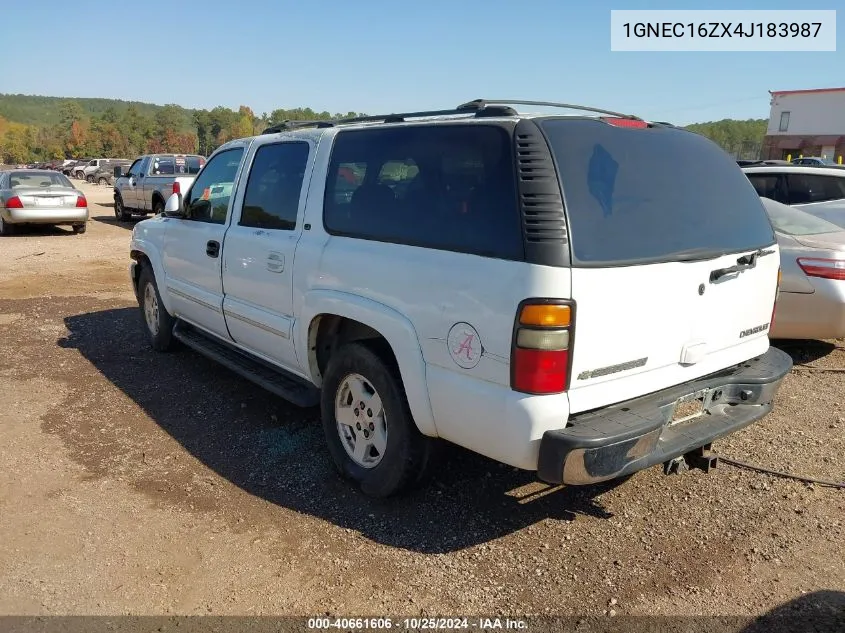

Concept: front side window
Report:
left=323, top=124, right=523, bottom=260
left=127, top=160, right=143, bottom=178
left=184, top=147, right=245, bottom=224
left=779, top=111, right=790, bottom=132
left=747, top=173, right=787, bottom=203
left=240, top=142, right=309, bottom=230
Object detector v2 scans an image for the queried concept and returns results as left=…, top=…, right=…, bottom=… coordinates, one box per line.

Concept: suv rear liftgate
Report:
left=511, top=111, right=792, bottom=484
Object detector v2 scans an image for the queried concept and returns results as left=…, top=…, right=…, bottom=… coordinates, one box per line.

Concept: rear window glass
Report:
left=762, top=197, right=843, bottom=236
left=786, top=173, right=845, bottom=204
left=323, top=125, right=523, bottom=261
left=9, top=172, right=72, bottom=188
left=541, top=119, right=776, bottom=265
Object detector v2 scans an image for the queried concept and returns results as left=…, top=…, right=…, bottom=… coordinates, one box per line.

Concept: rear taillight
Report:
left=511, top=301, right=573, bottom=395
left=75, top=195, right=87, bottom=208
left=5, top=196, right=23, bottom=209
left=172, top=181, right=181, bottom=195
left=797, top=257, right=845, bottom=281
left=602, top=117, right=649, bottom=128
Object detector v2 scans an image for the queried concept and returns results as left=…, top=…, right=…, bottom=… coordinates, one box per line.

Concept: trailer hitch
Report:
left=663, top=444, right=719, bottom=476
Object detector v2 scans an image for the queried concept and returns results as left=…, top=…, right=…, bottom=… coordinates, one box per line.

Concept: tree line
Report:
left=0, top=95, right=362, bottom=164
left=0, top=93, right=768, bottom=164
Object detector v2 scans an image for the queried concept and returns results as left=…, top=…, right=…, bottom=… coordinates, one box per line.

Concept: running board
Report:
left=172, top=321, right=320, bottom=408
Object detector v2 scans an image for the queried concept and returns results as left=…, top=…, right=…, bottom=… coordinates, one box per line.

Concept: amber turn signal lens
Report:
left=519, top=304, right=571, bottom=327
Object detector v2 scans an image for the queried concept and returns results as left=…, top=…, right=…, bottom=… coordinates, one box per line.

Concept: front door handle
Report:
left=206, top=240, right=220, bottom=258
left=267, top=251, right=284, bottom=273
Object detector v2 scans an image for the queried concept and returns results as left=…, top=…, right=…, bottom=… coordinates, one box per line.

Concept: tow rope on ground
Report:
left=715, top=455, right=845, bottom=489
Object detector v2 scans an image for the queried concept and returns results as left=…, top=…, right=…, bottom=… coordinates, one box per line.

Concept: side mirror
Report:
left=164, top=192, right=185, bottom=218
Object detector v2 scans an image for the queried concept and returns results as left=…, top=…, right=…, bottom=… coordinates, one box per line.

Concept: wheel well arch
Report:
left=309, top=314, right=397, bottom=382
left=130, top=249, right=152, bottom=295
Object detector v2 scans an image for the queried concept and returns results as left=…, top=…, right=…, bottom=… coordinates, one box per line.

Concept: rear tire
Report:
left=153, top=199, right=164, bottom=216
left=320, top=342, right=432, bottom=498
left=86, top=175, right=94, bottom=183
left=0, top=216, right=15, bottom=236
left=137, top=265, right=175, bottom=352
left=72, top=223, right=87, bottom=234
left=98, top=177, right=107, bottom=185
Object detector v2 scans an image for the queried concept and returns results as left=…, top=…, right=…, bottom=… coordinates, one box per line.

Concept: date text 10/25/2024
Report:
left=307, top=617, right=529, bottom=630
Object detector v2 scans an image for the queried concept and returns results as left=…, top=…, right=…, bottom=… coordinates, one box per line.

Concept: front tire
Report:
left=137, top=266, right=175, bottom=352
left=86, top=175, right=94, bottom=183
left=114, top=195, right=132, bottom=221
left=98, top=177, right=107, bottom=185
left=321, top=342, right=432, bottom=498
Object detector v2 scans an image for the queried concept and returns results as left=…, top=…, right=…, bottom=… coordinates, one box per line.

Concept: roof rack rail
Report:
left=262, top=119, right=336, bottom=134
left=459, top=99, right=642, bottom=121
left=332, top=103, right=518, bottom=126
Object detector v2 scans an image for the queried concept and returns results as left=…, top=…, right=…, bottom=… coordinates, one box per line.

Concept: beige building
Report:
left=762, top=87, right=845, bottom=161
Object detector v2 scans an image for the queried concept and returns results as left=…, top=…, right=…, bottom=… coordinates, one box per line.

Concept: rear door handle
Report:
left=206, top=240, right=220, bottom=258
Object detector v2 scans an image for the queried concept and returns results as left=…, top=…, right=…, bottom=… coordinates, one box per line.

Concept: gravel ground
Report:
left=0, top=180, right=843, bottom=624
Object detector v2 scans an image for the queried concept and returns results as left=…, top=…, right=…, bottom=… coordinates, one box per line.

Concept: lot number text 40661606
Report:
left=307, top=617, right=528, bottom=630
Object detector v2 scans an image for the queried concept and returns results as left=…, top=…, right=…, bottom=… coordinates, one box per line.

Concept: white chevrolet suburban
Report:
left=128, top=99, right=792, bottom=497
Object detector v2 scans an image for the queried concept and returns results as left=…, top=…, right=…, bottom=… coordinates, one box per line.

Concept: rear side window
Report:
left=786, top=174, right=845, bottom=204
left=240, top=142, right=309, bottom=230
left=185, top=156, right=205, bottom=174
left=540, top=119, right=775, bottom=265
left=323, top=125, right=523, bottom=261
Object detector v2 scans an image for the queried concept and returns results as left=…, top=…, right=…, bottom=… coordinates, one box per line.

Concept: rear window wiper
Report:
left=710, top=248, right=776, bottom=282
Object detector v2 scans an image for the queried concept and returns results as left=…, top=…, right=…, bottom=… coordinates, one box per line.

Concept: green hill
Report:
left=0, top=93, right=193, bottom=129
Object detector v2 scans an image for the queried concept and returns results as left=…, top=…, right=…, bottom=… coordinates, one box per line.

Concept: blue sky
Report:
left=3, top=0, right=841, bottom=125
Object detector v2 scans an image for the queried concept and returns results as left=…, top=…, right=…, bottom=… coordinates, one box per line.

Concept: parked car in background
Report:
left=0, top=169, right=88, bottom=235
left=761, top=197, right=845, bottom=340
left=93, top=160, right=131, bottom=186
left=791, top=156, right=841, bottom=167
left=72, top=160, right=93, bottom=179
left=63, top=159, right=88, bottom=177
left=83, top=158, right=125, bottom=182
left=743, top=165, right=845, bottom=227
left=737, top=159, right=790, bottom=167
left=114, top=153, right=205, bottom=220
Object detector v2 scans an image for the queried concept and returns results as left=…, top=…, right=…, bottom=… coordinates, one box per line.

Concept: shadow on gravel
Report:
left=4, top=224, right=74, bottom=237
left=772, top=339, right=840, bottom=365
left=59, top=307, right=621, bottom=553
left=91, top=215, right=138, bottom=229
left=739, top=589, right=845, bottom=633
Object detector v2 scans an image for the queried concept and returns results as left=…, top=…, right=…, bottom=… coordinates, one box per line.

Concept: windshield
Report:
left=761, top=197, right=843, bottom=236
left=540, top=118, right=776, bottom=266
left=9, top=172, right=73, bottom=188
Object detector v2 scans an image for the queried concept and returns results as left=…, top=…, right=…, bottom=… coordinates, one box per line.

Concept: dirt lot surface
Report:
left=0, top=180, right=843, bottom=623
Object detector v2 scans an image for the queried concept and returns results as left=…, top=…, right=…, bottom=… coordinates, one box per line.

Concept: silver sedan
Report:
left=0, top=169, right=89, bottom=236
left=762, top=197, right=845, bottom=340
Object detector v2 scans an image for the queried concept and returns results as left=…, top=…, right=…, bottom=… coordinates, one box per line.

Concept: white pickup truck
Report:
left=113, top=153, right=205, bottom=221
left=128, top=101, right=791, bottom=497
